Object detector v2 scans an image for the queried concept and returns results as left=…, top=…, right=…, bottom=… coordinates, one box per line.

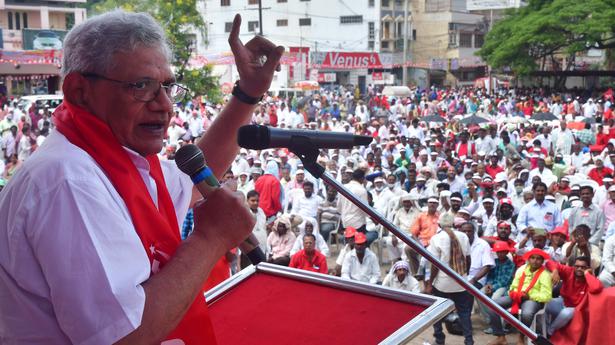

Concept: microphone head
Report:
left=175, top=144, right=206, bottom=177
left=238, top=125, right=270, bottom=150
left=354, top=135, right=373, bottom=147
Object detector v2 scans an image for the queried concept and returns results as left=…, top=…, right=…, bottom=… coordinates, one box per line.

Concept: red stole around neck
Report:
left=53, top=101, right=216, bottom=344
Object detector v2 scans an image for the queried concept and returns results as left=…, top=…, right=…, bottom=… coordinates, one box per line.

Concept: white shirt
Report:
left=467, top=238, right=495, bottom=285
left=428, top=228, right=471, bottom=293
left=341, top=248, right=381, bottom=284
left=338, top=180, right=368, bottom=228
left=0, top=131, right=193, bottom=344
left=290, top=193, right=323, bottom=220
left=250, top=207, right=268, bottom=253
left=382, top=272, right=420, bottom=292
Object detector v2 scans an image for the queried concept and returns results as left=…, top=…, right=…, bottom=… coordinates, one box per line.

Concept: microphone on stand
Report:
left=175, top=144, right=266, bottom=265
left=237, top=124, right=373, bottom=150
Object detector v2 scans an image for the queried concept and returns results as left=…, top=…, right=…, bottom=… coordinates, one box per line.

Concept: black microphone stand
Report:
left=289, top=140, right=551, bottom=345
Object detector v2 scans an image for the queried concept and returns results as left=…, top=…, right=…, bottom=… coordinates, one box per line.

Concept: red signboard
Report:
left=371, top=72, right=383, bottom=80
left=320, top=52, right=383, bottom=69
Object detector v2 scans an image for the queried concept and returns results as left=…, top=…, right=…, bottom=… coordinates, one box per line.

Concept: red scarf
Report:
left=509, top=266, right=545, bottom=314
left=54, top=101, right=216, bottom=344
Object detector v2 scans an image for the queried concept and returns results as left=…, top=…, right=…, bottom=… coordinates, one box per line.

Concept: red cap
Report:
left=497, top=220, right=511, bottom=229
left=492, top=241, right=513, bottom=253
left=523, top=248, right=550, bottom=261
left=344, top=226, right=357, bottom=238
left=481, top=181, right=494, bottom=188
left=499, top=197, right=513, bottom=206
left=354, top=232, right=367, bottom=244
left=550, top=226, right=569, bottom=241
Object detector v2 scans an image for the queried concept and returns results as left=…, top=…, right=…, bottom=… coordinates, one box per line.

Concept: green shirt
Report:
left=509, top=264, right=552, bottom=303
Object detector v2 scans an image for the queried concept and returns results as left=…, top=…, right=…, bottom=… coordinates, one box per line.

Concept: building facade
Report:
left=0, top=0, right=86, bottom=96
left=198, top=0, right=411, bottom=92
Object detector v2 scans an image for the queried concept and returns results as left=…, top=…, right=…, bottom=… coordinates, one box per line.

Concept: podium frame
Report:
left=205, top=263, right=455, bottom=344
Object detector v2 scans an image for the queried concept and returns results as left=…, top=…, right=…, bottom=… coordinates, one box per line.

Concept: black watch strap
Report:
left=231, top=81, right=263, bottom=105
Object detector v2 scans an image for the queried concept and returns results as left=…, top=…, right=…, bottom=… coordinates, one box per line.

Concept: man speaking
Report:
left=0, top=10, right=283, bottom=344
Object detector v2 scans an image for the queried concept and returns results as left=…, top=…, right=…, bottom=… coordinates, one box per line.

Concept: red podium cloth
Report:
left=551, top=287, right=615, bottom=345
left=208, top=273, right=426, bottom=344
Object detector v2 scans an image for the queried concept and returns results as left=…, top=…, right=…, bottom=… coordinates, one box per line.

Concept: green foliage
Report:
left=89, top=0, right=221, bottom=102
left=478, top=0, right=615, bottom=75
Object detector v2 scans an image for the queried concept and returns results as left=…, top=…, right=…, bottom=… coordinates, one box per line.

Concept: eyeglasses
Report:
left=83, top=73, right=189, bottom=103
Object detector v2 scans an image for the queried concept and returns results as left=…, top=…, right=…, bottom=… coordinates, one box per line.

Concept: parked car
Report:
left=32, top=31, right=63, bottom=50
left=17, top=94, right=63, bottom=113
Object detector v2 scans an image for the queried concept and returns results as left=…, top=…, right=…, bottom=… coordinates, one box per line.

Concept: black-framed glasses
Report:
left=82, top=73, right=189, bottom=103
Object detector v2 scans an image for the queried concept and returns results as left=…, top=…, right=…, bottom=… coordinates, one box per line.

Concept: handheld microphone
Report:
left=175, top=144, right=266, bottom=265
left=237, top=124, right=373, bottom=150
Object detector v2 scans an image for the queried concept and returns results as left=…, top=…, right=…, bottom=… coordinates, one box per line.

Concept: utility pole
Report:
left=258, top=0, right=263, bottom=35
left=402, top=0, right=409, bottom=86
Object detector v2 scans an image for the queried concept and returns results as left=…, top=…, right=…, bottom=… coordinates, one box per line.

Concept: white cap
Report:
left=427, top=197, right=439, bottom=203
left=604, top=177, right=613, bottom=183
left=374, top=177, right=385, bottom=183
left=417, top=175, right=426, bottom=181
left=482, top=197, right=495, bottom=204
left=494, top=172, right=507, bottom=182
left=478, top=150, right=486, bottom=156
left=295, top=169, right=305, bottom=175
left=419, top=149, right=428, bottom=155
left=608, top=185, right=615, bottom=192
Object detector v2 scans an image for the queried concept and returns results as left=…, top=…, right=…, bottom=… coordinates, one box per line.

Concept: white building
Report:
left=198, top=0, right=411, bottom=91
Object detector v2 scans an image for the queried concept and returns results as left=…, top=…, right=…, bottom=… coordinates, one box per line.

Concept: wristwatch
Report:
left=231, top=81, right=263, bottom=105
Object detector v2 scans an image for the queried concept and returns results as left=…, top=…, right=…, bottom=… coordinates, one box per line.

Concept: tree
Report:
left=90, top=0, right=222, bottom=103
left=477, top=0, right=615, bottom=88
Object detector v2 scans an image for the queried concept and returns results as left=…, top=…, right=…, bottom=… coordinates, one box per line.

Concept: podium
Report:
left=206, top=263, right=454, bottom=345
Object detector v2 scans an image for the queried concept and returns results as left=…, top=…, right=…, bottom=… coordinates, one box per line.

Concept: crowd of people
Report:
left=3, top=73, right=615, bottom=343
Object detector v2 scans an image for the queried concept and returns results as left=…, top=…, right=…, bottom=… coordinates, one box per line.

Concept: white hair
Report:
left=61, top=9, right=172, bottom=77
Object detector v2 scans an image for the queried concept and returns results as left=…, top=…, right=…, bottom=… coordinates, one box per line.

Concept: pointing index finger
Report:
left=228, top=14, right=243, bottom=54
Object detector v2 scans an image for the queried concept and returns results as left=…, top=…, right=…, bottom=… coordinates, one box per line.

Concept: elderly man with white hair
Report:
left=0, top=9, right=284, bottom=344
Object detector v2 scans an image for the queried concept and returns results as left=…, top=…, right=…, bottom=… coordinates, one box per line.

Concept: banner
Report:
left=23, top=29, right=67, bottom=51
left=187, top=51, right=300, bottom=68
left=467, top=0, right=520, bottom=10
left=317, top=72, right=336, bottom=82
left=316, top=51, right=384, bottom=69
left=0, top=49, right=62, bottom=65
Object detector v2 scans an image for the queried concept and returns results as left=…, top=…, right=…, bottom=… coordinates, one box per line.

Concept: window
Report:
left=397, top=22, right=403, bottom=38
left=248, top=21, right=259, bottom=32
left=382, top=0, right=390, bottom=7
left=368, top=0, right=375, bottom=6
left=225, top=22, right=233, bottom=32
left=459, top=32, right=473, bottom=48
left=15, top=12, right=20, bottom=30
left=278, top=0, right=287, bottom=2
left=381, top=41, right=389, bottom=49
left=448, top=32, right=457, bottom=46
left=368, top=41, right=375, bottom=50
left=248, top=0, right=258, bottom=4
left=474, top=34, right=484, bottom=48
left=276, top=19, right=288, bottom=27
left=412, top=29, right=416, bottom=41
left=368, top=22, right=375, bottom=40
left=340, top=15, right=363, bottom=24
left=22, top=13, right=28, bottom=29
left=220, top=0, right=231, bottom=6
left=299, top=18, right=311, bottom=26
left=7, top=12, right=13, bottom=30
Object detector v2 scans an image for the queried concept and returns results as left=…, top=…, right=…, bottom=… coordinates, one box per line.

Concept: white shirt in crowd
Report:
left=341, top=248, right=381, bottom=284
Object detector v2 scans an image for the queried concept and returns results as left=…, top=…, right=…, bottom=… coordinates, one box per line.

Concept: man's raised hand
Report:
left=228, top=14, right=285, bottom=99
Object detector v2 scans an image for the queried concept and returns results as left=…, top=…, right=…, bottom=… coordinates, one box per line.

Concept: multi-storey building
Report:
left=0, top=0, right=86, bottom=95
left=198, top=0, right=411, bottom=92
